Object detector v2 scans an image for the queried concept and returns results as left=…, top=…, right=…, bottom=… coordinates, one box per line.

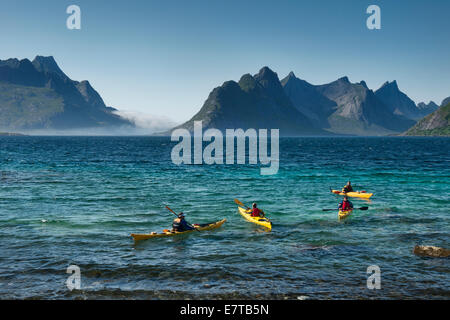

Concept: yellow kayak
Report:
left=331, top=189, right=373, bottom=199
left=131, top=219, right=226, bottom=241
left=338, top=209, right=353, bottom=220
left=238, top=206, right=272, bottom=230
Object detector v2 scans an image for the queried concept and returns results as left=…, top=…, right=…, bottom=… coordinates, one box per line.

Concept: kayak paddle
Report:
left=322, top=206, right=369, bottom=212
left=165, top=205, right=200, bottom=232
left=165, top=205, right=179, bottom=217
left=234, top=198, right=249, bottom=209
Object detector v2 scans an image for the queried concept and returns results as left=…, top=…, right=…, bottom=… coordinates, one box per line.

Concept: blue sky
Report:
left=1, top=0, right=449, bottom=123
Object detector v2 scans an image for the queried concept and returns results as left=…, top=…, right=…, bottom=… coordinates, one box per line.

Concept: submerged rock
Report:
left=413, top=245, right=450, bottom=258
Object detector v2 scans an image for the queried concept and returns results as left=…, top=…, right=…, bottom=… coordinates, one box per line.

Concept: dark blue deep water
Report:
left=0, top=136, right=449, bottom=299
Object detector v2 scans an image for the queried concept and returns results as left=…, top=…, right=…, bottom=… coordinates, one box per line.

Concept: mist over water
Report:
left=0, top=136, right=448, bottom=299
left=4, top=111, right=178, bottom=136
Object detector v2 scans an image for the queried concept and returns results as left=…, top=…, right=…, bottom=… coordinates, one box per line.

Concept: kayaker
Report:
left=251, top=203, right=265, bottom=217
left=342, top=181, right=354, bottom=193
left=339, top=196, right=354, bottom=211
left=172, top=212, right=195, bottom=232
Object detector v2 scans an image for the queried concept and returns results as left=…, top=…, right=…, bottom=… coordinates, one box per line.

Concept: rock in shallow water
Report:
left=413, top=245, right=450, bottom=258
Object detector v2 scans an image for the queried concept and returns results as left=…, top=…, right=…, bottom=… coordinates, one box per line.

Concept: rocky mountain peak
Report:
left=337, top=76, right=349, bottom=83
left=32, top=55, right=68, bottom=80
left=254, top=66, right=280, bottom=85
left=238, top=74, right=259, bottom=92
left=417, top=101, right=438, bottom=110
left=380, top=80, right=399, bottom=91
left=359, top=80, right=368, bottom=89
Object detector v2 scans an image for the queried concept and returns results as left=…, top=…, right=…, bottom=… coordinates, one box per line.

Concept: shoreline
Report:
left=0, top=132, right=27, bottom=136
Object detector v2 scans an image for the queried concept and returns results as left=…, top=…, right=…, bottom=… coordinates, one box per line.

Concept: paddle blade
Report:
left=234, top=198, right=246, bottom=207
left=165, top=206, right=178, bottom=216
left=359, top=206, right=369, bottom=210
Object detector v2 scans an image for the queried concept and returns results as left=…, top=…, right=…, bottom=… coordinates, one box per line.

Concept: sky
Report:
left=1, top=0, right=449, bottom=125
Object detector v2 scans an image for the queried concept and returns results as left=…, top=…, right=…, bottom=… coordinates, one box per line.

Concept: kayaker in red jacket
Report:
left=342, top=181, right=354, bottom=193
left=251, top=203, right=265, bottom=217
left=339, top=196, right=354, bottom=211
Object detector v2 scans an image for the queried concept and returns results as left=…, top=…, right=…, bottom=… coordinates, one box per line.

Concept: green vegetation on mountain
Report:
left=404, top=103, right=450, bottom=136
left=0, top=83, right=63, bottom=129
left=0, top=56, right=133, bottom=131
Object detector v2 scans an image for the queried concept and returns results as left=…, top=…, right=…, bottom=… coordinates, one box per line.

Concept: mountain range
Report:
left=0, top=56, right=132, bottom=131
left=170, top=67, right=322, bottom=136
left=0, top=57, right=446, bottom=136
left=171, top=66, right=442, bottom=136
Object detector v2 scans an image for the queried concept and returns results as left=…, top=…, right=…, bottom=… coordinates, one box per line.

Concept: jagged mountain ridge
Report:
left=280, top=72, right=337, bottom=128
left=312, top=77, right=415, bottom=135
left=171, top=66, right=436, bottom=136
left=170, top=67, right=325, bottom=136
left=417, top=101, right=439, bottom=117
left=374, top=81, right=429, bottom=120
left=0, top=56, right=132, bottom=131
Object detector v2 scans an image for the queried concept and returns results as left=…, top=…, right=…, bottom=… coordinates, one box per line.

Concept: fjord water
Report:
left=0, top=136, right=448, bottom=299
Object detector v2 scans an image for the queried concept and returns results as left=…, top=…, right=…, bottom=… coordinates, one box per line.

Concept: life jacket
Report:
left=343, top=185, right=353, bottom=193
left=341, top=200, right=352, bottom=210
left=173, top=218, right=193, bottom=232
left=251, top=208, right=262, bottom=217
left=172, top=218, right=182, bottom=231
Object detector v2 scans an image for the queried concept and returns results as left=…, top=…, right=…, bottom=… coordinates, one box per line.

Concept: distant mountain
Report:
left=0, top=56, right=133, bottom=131
left=170, top=67, right=324, bottom=136
left=280, top=72, right=336, bottom=128
left=404, top=102, right=450, bottom=136
left=166, top=66, right=440, bottom=136
left=169, top=68, right=424, bottom=136
left=417, top=101, right=439, bottom=116
left=312, top=76, right=414, bottom=135
left=374, top=81, right=435, bottom=120
left=281, top=73, right=421, bottom=135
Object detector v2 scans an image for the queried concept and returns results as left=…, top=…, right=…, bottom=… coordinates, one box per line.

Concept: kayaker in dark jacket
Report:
left=172, top=213, right=195, bottom=232
left=251, top=203, right=264, bottom=217
left=342, top=181, right=354, bottom=193
left=339, top=196, right=354, bottom=211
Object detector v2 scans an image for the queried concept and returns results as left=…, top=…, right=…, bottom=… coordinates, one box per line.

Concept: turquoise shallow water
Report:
left=0, top=136, right=449, bottom=299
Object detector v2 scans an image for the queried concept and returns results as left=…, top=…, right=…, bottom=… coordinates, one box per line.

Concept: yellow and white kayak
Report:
left=338, top=209, right=353, bottom=220
left=331, top=189, right=373, bottom=199
left=131, top=219, right=226, bottom=241
left=238, top=207, right=272, bottom=230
